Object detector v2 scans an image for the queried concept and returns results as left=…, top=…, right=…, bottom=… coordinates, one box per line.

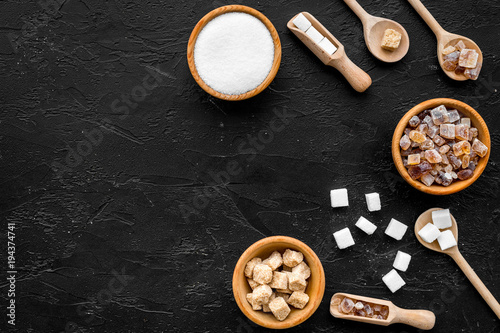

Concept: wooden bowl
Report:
left=187, top=5, right=281, bottom=101
left=392, top=98, right=491, bottom=195
left=232, top=236, right=325, bottom=329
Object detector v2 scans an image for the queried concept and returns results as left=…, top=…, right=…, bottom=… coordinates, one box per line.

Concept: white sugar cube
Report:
left=318, top=38, right=337, bottom=55
left=365, top=192, right=381, bottom=212
left=305, top=26, right=324, bottom=44
left=382, top=269, right=406, bottom=293
left=355, top=216, right=377, bottom=235
left=384, top=218, right=408, bottom=241
left=333, top=227, right=355, bottom=249
left=432, top=209, right=452, bottom=229
left=418, top=223, right=441, bottom=243
left=437, top=230, right=457, bottom=250
left=292, top=13, right=312, bottom=32
left=330, top=188, right=349, bottom=208
left=393, top=251, right=411, bottom=272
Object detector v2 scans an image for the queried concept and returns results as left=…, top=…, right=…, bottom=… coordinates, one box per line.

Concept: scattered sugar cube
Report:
left=288, top=273, right=307, bottom=291
left=393, top=251, right=411, bottom=272
left=262, top=292, right=276, bottom=312
left=381, top=28, right=402, bottom=51
left=253, top=284, right=272, bottom=305
left=247, top=293, right=262, bottom=310
left=432, top=209, right=452, bottom=229
left=305, top=26, right=324, bottom=44
left=365, top=192, right=381, bottom=212
left=437, top=230, right=457, bottom=250
left=283, top=249, right=303, bottom=268
left=287, top=291, right=310, bottom=309
left=333, top=227, right=355, bottom=249
left=291, top=261, right=311, bottom=279
left=330, top=188, right=349, bottom=208
left=244, top=257, right=262, bottom=278
left=269, top=297, right=291, bottom=321
left=293, top=13, right=312, bottom=32
left=269, top=271, right=288, bottom=290
left=418, top=223, right=441, bottom=243
left=355, top=216, right=377, bottom=235
left=263, top=251, right=283, bottom=271
left=247, top=278, right=260, bottom=290
left=385, top=218, right=408, bottom=240
left=382, top=269, right=406, bottom=293
left=318, top=37, right=337, bottom=55
left=253, top=264, right=273, bottom=284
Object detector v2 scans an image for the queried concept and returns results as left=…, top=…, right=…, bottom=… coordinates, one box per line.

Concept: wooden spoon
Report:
left=287, top=12, right=372, bottom=92
left=330, top=292, right=435, bottom=330
left=344, top=0, right=409, bottom=63
left=407, top=0, right=483, bottom=81
left=415, top=208, right=500, bottom=318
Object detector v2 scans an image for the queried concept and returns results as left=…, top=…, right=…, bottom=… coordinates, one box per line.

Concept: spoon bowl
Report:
left=415, top=208, right=500, bottom=318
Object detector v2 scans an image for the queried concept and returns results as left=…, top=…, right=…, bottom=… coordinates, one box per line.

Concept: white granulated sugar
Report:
left=194, top=12, right=275, bottom=95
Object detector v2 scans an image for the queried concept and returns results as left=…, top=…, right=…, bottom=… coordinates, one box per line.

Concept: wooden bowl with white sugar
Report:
left=392, top=98, right=491, bottom=195
left=187, top=5, right=281, bottom=101
left=232, top=236, right=325, bottom=329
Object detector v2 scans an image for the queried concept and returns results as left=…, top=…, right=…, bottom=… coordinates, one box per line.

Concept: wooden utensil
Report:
left=343, top=0, right=409, bottom=62
left=287, top=12, right=371, bottom=92
left=407, top=0, right=483, bottom=81
left=330, top=292, right=435, bottom=330
left=415, top=208, right=500, bottom=318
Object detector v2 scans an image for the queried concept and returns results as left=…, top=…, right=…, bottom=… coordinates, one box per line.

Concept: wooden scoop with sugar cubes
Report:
left=287, top=13, right=372, bottom=92
left=330, top=292, right=436, bottom=330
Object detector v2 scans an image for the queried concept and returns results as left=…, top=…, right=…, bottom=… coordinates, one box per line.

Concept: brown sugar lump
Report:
left=459, top=49, right=479, bottom=68
left=269, top=271, right=288, bottom=290
left=288, top=273, right=307, bottom=291
left=247, top=278, right=260, bottom=290
left=287, top=291, right=310, bottom=309
left=291, top=261, right=311, bottom=280
left=252, top=284, right=273, bottom=305
left=472, top=138, right=488, bottom=157
left=282, top=249, right=303, bottom=268
left=244, top=257, right=262, bottom=278
left=253, top=264, right=273, bottom=284
left=262, top=251, right=283, bottom=271
left=381, top=28, right=402, bottom=51
left=268, top=297, right=291, bottom=321
left=262, top=293, right=276, bottom=313
left=246, top=293, right=262, bottom=310
left=443, top=40, right=481, bottom=79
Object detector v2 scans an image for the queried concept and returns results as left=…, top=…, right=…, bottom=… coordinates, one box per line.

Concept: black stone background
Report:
left=0, top=0, right=499, bottom=332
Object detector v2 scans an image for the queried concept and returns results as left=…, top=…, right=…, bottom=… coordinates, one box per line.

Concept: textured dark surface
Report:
left=1, top=0, right=500, bottom=332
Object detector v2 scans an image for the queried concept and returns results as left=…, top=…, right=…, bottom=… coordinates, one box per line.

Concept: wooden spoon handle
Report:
left=343, top=0, right=370, bottom=24
left=451, top=251, right=500, bottom=319
left=394, top=308, right=436, bottom=330
left=329, top=56, right=371, bottom=92
left=407, top=0, right=445, bottom=38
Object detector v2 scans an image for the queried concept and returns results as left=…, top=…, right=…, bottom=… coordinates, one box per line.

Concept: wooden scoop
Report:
left=344, top=0, right=409, bottom=62
left=330, top=292, right=435, bottom=330
left=287, top=12, right=372, bottom=92
left=407, top=0, right=483, bottom=81
left=415, top=208, right=500, bottom=319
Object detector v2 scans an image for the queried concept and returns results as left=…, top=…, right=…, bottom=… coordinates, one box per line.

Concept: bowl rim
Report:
left=232, top=235, right=325, bottom=329
left=392, top=98, right=491, bottom=195
left=186, top=5, right=282, bottom=101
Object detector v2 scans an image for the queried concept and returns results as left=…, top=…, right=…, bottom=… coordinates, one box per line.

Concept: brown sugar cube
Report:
left=247, top=278, right=260, bottom=290
left=244, top=257, right=262, bottom=278
left=287, top=291, right=310, bottom=309
left=381, top=28, right=402, bottom=51
left=253, top=284, right=272, bottom=305
left=455, top=124, right=470, bottom=141
left=282, top=249, right=304, bottom=268
left=262, top=293, right=276, bottom=313
left=459, top=49, right=479, bottom=68
left=288, top=273, right=307, bottom=291
left=253, top=264, right=273, bottom=284
left=292, top=261, right=311, bottom=280
left=455, top=40, right=466, bottom=51
left=442, top=45, right=456, bottom=55
left=246, top=293, right=262, bottom=310
left=472, top=138, right=488, bottom=157
left=269, top=271, right=288, bottom=290
left=269, top=297, right=291, bottom=321
left=408, top=154, right=420, bottom=165
left=262, top=251, right=283, bottom=271
left=276, top=292, right=290, bottom=302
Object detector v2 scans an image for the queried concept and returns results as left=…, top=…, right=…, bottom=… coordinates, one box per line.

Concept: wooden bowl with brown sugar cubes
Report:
left=233, top=236, right=325, bottom=329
